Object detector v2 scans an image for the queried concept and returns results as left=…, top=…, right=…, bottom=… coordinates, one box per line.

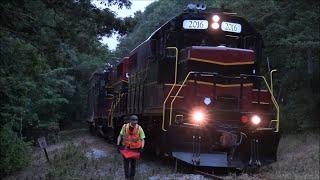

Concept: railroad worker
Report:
left=117, top=115, right=145, bottom=180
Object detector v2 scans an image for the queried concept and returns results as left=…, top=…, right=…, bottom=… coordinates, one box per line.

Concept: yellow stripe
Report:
left=164, top=83, right=186, bottom=86
left=252, top=89, right=268, bottom=92
left=169, top=96, right=184, bottom=98
left=189, top=57, right=254, bottom=65
left=187, top=80, right=253, bottom=87
left=256, top=127, right=274, bottom=131
left=252, top=101, right=270, bottom=105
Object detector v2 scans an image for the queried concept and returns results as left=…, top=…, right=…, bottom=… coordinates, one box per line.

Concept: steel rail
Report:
left=194, top=170, right=226, bottom=180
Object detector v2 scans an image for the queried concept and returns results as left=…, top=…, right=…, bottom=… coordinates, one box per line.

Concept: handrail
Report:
left=168, top=72, right=280, bottom=133
left=108, top=93, right=124, bottom=128
left=169, top=71, right=194, bottom=127
left=107, top=101, right=113, bottom=127
left=162, top=47, right=179, bottom=131
left=270, top=69, right=277, bottom=94
left=260, top=76, right=280, bottom=132
left=167, top=47, right=178, bottom=84
left=240, top=74, right=280, bottom=132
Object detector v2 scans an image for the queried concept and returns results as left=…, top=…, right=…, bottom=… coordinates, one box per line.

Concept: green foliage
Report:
left=46, top=143, right=88, bottom=178
left=0, top=0, right=131, bottom=129
left=0, top=125, right=31, bottom=176
left=222, top=0, right=320, bottom=130
left=0, top=0, right=132, bottom=174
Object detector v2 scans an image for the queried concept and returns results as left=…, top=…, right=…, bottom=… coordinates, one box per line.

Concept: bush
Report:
left=46, top=142, right=122, bottom=179
left=0, top=126, right=31, bottom=177
left=46, top=143, right=95, bottom=179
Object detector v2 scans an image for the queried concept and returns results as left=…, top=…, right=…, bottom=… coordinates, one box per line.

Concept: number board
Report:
left=183, top=20, right=208, bottom=30
left=38, top=137, right=47, bottom=149
left=221, top=22, right=242, bottom=33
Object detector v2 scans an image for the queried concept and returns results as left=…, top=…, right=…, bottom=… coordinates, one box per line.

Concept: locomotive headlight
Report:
left=211, top=22, right=220, bottom=30
left=212, top=15, right=220, bottom=22
left=251, top=115, right=261, bottom=125
left=192, top=111, right=205, bottom=123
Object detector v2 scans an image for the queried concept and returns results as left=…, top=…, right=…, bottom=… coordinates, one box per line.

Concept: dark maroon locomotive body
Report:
left=88, top=6, right=280, bottom=169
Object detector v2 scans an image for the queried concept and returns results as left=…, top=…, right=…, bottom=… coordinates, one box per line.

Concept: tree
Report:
left=0, top=0, right=133, bottom=174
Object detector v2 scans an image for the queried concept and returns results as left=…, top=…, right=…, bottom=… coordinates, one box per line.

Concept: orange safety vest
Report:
left=122, top=123, right=142, bottom=149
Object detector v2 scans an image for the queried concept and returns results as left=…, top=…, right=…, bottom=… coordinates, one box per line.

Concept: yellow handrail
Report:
left=260, top=76, right=280, bottom=132
left=108, top=93, right=124, bottom=128
left=162, top=47, right=178, bottom=131
left=167, top=47, right=179, bottom=84
left=270, top=69, right=277, bottom=94
left=169, top=72, right=193, bottom=127
left=168, top=72, right=280, bottom=132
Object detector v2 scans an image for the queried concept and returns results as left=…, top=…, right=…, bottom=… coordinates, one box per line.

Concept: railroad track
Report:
left=174, top=159, right=229, bottom=180
left=194, top=170, right=227, bottom=180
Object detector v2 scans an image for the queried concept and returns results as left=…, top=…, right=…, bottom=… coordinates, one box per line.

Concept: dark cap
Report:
left=130, top=115, right=138, bottom=121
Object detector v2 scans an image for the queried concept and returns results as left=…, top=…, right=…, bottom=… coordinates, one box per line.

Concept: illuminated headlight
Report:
left=212, top=15, right=220, bottom=22
left=193, top=111, right=205, bottom=123
left=251, top=115, right=261, bottom=125
left=211, top=22, right=220, bottom=30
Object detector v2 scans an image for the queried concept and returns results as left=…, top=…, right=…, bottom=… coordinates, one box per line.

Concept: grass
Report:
left=259, top=130, right=320, bottom=180
left=45, top=141, right=121, bottom=179
left=45, top=141, right=172, bottom=180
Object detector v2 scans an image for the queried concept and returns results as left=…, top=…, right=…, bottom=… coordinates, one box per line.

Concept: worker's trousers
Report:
left=123, top=157, right=136, bottom=179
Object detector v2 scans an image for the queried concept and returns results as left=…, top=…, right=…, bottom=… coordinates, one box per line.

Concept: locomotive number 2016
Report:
left=183, top=20, right=208, bottom=29
left=221, top=22, right=242, bottom=33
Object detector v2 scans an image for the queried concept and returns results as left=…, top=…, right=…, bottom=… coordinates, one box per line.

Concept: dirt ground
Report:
left=4, top=129, right=207, bottom=180
left=4, top=129, right=319, bottom=180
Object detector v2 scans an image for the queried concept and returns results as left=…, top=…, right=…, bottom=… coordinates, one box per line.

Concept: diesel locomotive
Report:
left=88, top=4, right=280, bottom=169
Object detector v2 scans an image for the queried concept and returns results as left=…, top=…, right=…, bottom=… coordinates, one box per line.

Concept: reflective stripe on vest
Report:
left=122, top=123, right=142, bottom=149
